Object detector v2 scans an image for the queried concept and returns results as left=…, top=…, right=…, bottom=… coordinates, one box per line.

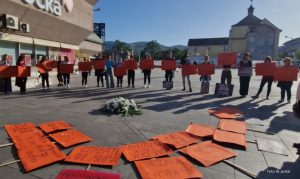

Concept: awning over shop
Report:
left=75, top=50, right=89, bottom=58
left=1, top=33, right=33, bottom=44
left=79, top=40, right=102, bottom=56
left=33, top=38, right=60, bottom=48
left=61, top=43, right=80, bottom=50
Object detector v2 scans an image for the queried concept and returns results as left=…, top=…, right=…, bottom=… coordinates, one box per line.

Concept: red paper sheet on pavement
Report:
left=218, top=52, right=237, bottom=66
left=59, top=64, right=74, bottom=74
left=124, top=60, right=137, bottom=70
left=18, top=66, right=31, bottom=77
left=152, top=131, right=200, bottom=149
left=161, top=60, right=176, bottom=70
left=135, top=156, right=203, bottom=179
left=18, top=142, right=66, bottom=172
left=56, top=169, right=121, bottom=179
left=182, top=65, right=197, bottom=75
left=122, top=140, right=173, bottom=161
left=4, top=123, right=44, bottom=139
left=274, top=66, right=298, bottom=81
left=78, top=62, right=93, bottom=71
left=140, top=60, right=154, bottom=70
left=180, top=141, right=237, bottom=167
left=65, top=146, right=122, bottom=166
left=0, top=66, right=18, bottom=78
left=213, top=129, right=247, bottom=148
left=185, top=123, right=215, bottom=138
left=12, top=134, right=50, bottom=150
left=255, top=63, right=276, bottom=76
left=208, top=107, right=243, bottom=119
left=218, top=119, right=247, bottom=134
left=92, top=60, right=105, bottom=70
left=198, top=64, right=215, bottom=75
left=114, top=66, right=127, bottom=77
left=49, top=129, right=92, bottom=148
left=39, top=121, right=72, bottom=133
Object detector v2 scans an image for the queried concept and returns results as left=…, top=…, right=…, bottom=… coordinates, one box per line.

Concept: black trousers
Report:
left=165, top=70, right=173, bottom=82
left=144, top=70, right=151, bottom=85
left=16, top=77, right=27, bottom=93
left=280, top=83, right=292, bottom=101
left=0, top=78, right=12, bottom=94
left=41, top=73, right=49, bottom=88
left=239, top=76, right=251, bottom=96
left=82, top=72, right=88, bottom=86
left=63, top=74, right=70, bottom=86
left=221, top=70, right=232, bottom=85
left=117, top=77, right=123, bottom=87
left=256, top=78, right=273, bottom=97
left=128, top=70, right=135, bottom=86
left=57, top=73, right=63, bottom=84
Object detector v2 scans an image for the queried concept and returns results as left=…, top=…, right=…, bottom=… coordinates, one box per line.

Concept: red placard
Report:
left=36, top=64, right=52, bottom=73
left=93, top=60, right=105, bottom=70
left=49, top=129, right=92, bottom=148
left=181, top=65, right=197, bottom=75
left=274, top=66, right=298, bottom=81
left=218, top=52, right=237, bottom=66
left=140, top=60, right=154, bottom=70
left=59, top=64, right=74, bottom=74
left=56, top=169, right=121, bottom=179
left=18, top=66, right=31, bottom=77
left=0, top=66, right=18, bottom=78
left=78, top=62, right=92, bottom=71
left=39, top=121, right=72, bottom=134
left=161, top=60, right=177, bottom=70
left=124, top=60, right=137, bottom=70
left=255, top=63, right=276, bottom=76
left=198, top=64, right=215, bottom=75
left=114, top=66, right=127, bottom=77
left=45, top=61, right=57, bottom=68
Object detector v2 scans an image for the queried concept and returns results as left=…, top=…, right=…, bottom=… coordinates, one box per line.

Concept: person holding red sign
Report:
left=0, top=54, right=12, bottom=94
left=142, top=53, right=152, bottom=88
left=252, top=56, right=274, bottom=99
left=180, top=55, right=192, bottom=92
left=15, top=55, right=27, bottom=94
left=238, top=52, right=253, bottom=98
left=95, top=53, right=105, bottom=87
left=200, top=55, right=212, bottom=94
left=278, top=57, right=293, bottom=103
left=62, top=56, right=71, bottom=89
left=127, top=56, right=136, bottom=88
left=81, top=57, right=89, bottom=88
left=165, top=51, right=175, bottom=85
left=39, top=56, right=50, bottom=89
left=56, top=57, right=63, bottom=87
left=115, top=58, right=125, bottom=88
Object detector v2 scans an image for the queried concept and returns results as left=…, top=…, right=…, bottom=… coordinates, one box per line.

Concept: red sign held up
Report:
left=78, top=62, right=93, bottom=71
left=18, top=66, right=31, bottom=77
left=0, top=66, right=18, bottom=78
left=140, top=60, right=154, bottom=70
left=114, top=66, right=127, bottom=77
left=218, top=52, right=237, bottom=66
left=59, top=64, right=74, bottom=74
left=93, top=60, right=105, bottom=70
left=161, top=60, right=177, bottom=70
left=255, top=63, right=276, bottom=76
left=198, top=64, right=215, bottom=75
left=274, top=66, right=298, bottom=81
left=124, top=60, right=137, bottom=70
left=182, top=65, right=197, bottom=75
left=45, top=61, right=57, bottom=68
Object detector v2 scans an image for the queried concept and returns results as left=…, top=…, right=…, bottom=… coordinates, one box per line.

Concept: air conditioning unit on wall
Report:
left=19, top=22, right=30, bottom=33
left=0, top=14, right=19, bottom=30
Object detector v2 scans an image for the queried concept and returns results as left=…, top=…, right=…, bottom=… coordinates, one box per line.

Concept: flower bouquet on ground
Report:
left=103, top=97, right=142, bottom=117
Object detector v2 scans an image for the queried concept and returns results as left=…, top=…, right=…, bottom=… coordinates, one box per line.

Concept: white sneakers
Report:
left=144, top=84, right=151, bottom=88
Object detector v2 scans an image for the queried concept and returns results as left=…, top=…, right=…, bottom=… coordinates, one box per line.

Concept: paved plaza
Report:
left=1, top=69, right=300, bottom=179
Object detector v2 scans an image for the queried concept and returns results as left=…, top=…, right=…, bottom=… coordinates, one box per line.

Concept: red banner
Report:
left=18, top=66, right=31, bottom=77
left=255, top=63, right=276, bottom=76
left=182, top=65, right=198, bottom=75
left=78, top=62, right=93, bottom=71
left=274, top=66, right=298, bottom=81
left=198, top=64, right=215, bottom=75
left=218, top=52, right=237, bottom=66
left=140, top=60, right=154, bottom=70
left=0, top=66, right=18, bottom=78
left=161, top=60, right=177, bottom=70
left=59, top=64, right=74, bottom=74
left=93, top=60, right=105, bottom=70
left=114, top=66, right=127, bottom=77
left=124, top=60, right=137, bottom=70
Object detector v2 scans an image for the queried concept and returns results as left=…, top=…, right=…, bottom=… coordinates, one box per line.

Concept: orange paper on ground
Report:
left=17, top=66, right=31, bottom=77
left=180, top=141, right=237, bottom=167
left=65, top=146, right=122, bottom=166
left=140, top=60, right=154, bottom=70
left=213, top=129, right=247, bottom=148
left=12, top=135, right=51, bottom=150
left=39, top=121, right=72, bottom=133
left=93, top=60, right=105, bottom=70
left=124, top=60, right=137, bottom=70
left=274, top=66, right=298, bottom=81
left=208, top=107, right=243, bottom=119
left=78, top=62, right=93, bottom=71
left=152, top=131, right=200, bottom=149
left=0, top=66, right=18, bottom=78
left=255, top=63, right=276, bottom=76
left=59, top=64, right=74, bottom=74
left=182, top=65, right=198, bottom=75
left=161, top=60, right=177, bottom=70
left=122, top=140, right=173, bottom=161
left=49, top=129, right=92, bottom=148
left=135, top=156, right=203, bottom=179
left=218, top=52, right=237, bottom=66
left=4, top=123, right=44, bottom=139
left=114, top=66, right=127, bottom=77
left=185, top=123, right=215, bottom=138
left=198, top=64, right=215, bottom=75
left=18, top=142, right=66, bottom=172
left=218, top=119, right=247, bottom=134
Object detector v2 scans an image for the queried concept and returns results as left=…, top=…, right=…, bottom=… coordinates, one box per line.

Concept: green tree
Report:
left=112, top=40, right=131, bottom=52
left=141, top=40, right=161, bottom=60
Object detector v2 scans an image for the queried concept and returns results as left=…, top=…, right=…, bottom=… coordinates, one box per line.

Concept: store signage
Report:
left=22, top=0, right=74, bottom=16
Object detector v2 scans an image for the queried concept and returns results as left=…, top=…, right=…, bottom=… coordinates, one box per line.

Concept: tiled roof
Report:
left=232, top=15, right=262, bottom=27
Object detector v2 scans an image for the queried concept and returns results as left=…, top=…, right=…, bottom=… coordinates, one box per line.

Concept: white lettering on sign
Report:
left=22, top=0, right=63, bottom=16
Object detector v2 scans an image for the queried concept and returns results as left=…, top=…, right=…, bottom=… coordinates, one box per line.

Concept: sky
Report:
left=94, top=0, right=300, bottom=46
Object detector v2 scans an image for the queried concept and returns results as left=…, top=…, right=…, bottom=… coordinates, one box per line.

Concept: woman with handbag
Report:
left=238, top=52, right=252, bottom=98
